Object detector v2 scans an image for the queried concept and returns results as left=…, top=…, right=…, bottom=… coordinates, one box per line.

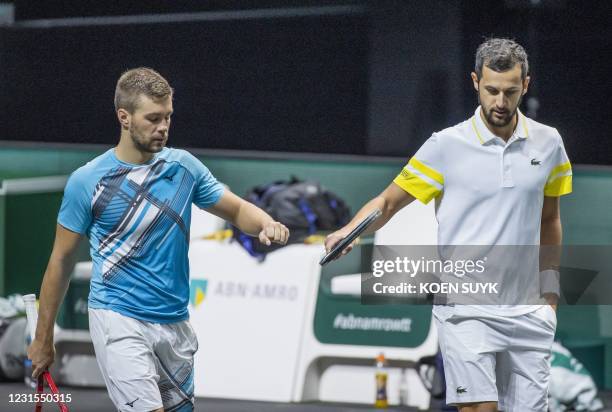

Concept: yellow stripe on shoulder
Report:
left=394, top=169, right=441, bottom=204
left=544, top=174, right=572, bottom=197
left=408, top=157, right=444, bottom=185
left=547, top=161, right=572, bottom=181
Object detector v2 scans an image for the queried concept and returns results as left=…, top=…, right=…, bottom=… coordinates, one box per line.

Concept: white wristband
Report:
left=540, top=269, right=560, bottom=297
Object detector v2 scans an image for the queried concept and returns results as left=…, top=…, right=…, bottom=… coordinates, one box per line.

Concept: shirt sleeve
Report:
left=191, top=157, right=225, bottom=209
left=57, top=170, right=93, bottom=234
left=393, top=133, right=445, bottom=204
left=544, top=133, right=572, bottom=197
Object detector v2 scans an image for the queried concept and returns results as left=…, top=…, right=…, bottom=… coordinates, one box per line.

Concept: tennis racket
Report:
left=23, top=294, right=70, bottom=412
left=320, top=208, right=382, bottom=265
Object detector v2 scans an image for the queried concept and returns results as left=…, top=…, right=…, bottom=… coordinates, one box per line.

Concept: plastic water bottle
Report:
left=375, top=353, right=388, bottom=409
left=399, top=368, right=409, bottom=406
left=24, top=335, right=36, bottom=389
left=23, top=294, right=38, bottom=390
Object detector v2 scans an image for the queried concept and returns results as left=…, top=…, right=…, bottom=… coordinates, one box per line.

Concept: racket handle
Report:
left=36, top=375, right=44, bottom=412
left=43, top=371, right=70, bottom=412
left=23, top=294, right=38, bottom=341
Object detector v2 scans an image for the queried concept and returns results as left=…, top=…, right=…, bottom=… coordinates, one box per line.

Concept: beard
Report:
left=479, top=93, right=523, bottom=128
left=129, top=125, right=165, bottom=153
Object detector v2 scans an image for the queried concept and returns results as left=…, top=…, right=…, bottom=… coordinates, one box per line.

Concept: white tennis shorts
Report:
left=89, top=308, right=198, bottom=412
left=434, top=305, right=556, bottom=411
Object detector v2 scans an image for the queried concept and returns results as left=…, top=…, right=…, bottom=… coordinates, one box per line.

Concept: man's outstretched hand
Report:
left=259, top=221, right=290, bottom=246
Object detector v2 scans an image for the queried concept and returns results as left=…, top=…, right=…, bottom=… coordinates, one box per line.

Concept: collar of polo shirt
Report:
left=471, top=106, right=529, bottom=145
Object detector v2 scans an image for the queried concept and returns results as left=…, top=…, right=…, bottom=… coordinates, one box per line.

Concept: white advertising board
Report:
left=188, top=241, right=322, bottom=402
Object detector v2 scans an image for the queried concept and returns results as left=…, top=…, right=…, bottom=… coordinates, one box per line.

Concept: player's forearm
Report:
left=340, top=196, right=392, bottom=237
left=540, top=217, right=562, bottom=306
left=35, top=256, right=76, bottom=344
left=541, top=215, right=562, bottom=245
left=233, top=200, right=274, bottom=236
left=540, top=217, right=562, bottom=268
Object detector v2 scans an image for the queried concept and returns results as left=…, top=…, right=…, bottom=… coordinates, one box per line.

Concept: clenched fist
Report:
left=258, top=221, right=290, bottom=246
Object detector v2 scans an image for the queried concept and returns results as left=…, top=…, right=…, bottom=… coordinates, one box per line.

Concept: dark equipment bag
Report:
left=232, top=177, right=350, bottom=260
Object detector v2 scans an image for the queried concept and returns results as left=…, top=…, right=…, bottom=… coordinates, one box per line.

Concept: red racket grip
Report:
left=34, top=372, right=70, bottom=412
left=35, top=375, right=44, bottom=412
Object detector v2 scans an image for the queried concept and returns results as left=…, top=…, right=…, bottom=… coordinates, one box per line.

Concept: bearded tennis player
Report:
left=326, top=38, right=571, bottom=412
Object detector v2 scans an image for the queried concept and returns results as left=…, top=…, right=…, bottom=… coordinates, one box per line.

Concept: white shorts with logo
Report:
left=434, top=305, right=556, bottom=411
left=89, top=308, right=198, bottom=412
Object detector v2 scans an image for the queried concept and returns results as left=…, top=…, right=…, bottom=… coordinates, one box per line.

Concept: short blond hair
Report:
left=114, top=67, right=173, bottom=113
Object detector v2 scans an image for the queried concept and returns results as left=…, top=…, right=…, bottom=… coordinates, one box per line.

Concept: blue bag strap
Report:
left=297, top=199, right=317, bottom=235
left=237, top=232, right=265, bottom=262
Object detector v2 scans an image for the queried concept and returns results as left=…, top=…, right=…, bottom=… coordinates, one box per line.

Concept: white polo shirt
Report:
left=394, top=106, right=572, bottom=315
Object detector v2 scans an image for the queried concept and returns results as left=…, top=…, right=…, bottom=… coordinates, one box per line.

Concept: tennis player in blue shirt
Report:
left=28, top=68, right=289, bottom=412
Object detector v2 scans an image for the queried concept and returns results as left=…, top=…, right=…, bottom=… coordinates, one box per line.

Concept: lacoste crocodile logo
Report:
left=531, top=158, right=541, bottom=165
left=456, top=386, right=468, bottom=394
